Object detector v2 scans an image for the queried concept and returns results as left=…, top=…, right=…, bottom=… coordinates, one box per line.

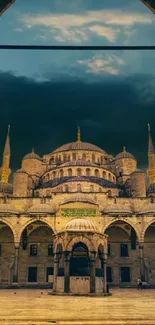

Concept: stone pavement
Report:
left=0, top=288, right=154, bottom=325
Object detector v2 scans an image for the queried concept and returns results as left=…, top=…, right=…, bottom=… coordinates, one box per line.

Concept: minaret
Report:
left=147, top=123, right=155, bottom=184
left=77, top=126, right=81, bottom=142
left=0, top=125, right=11, bottom=183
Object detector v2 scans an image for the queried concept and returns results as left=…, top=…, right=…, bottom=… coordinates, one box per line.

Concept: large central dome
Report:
left=52, top=128, right=106, bottom=154
left=52, top=141, right=105, bottom=154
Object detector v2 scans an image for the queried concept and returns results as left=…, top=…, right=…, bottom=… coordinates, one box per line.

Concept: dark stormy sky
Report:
left=0, top=0, right=155, bottom=172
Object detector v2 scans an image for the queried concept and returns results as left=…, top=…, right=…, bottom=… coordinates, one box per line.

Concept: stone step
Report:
left=0, top=320, right=154, bottom=325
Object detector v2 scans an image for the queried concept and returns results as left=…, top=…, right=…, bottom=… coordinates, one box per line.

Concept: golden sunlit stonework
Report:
left=0, top=126, right=155, bottom=295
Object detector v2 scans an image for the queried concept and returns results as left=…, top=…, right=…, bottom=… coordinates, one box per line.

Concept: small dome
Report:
left=103, top=201, right=132, bottom=215
left=15, top=169, right=27, bottom=174
left=0, top=203, right=19, bottom=215
left=65, top=218, right=97, bottom=232
left=62, top=194, right=96, bottom=205
left=147, top=183, right=155, bottom=194
left=60, top=160, right=98, bottom=167
left=0, top=182, right=13, bottom=194
left=115, top=147, right=135, bottom=160
left=27, top=203, right=55, bottom=215
left=23, top=150, right=41, bottom=161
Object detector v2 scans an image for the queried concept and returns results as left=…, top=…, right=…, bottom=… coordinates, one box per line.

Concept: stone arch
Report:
left=53, top=237, right=65, bottom=253
left=103, top=218, right=140, bottom=241
left=0, top=218, right=16, bottom=243
left=66, top=235, right=95, bottom=252
left=141, top=218, right=155, bottom=242
left=19, top=218, right=56, bottom=243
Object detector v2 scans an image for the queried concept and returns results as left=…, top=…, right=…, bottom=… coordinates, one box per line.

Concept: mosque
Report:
left=0, top=125, right=155, bottom=295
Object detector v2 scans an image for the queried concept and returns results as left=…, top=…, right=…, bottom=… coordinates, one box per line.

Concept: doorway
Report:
left=28, top=267, right=37, bottom=282
left=120, top=267, right=130, bottom=282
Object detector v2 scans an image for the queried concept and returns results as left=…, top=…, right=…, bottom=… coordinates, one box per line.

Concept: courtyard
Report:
left=0, top=288, right=154, bottom=325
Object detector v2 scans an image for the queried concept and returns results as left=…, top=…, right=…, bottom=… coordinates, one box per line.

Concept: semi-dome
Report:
left=62, top=194, right=96, bottom=205
left=27, top=203, right=55, bottom=215
left=65, top=218, right=98, bottom=232
left=23, top=149, right=41, bottom=161
left=15, top=168, right=27, bottom=174
left=0, top=182, right=13, bottom=194
left=52, top=141, right=106, bottom=154
left=60, top=160, right=98, bottom=167
left=103, top=200, right=132, bottom=215
left=0, top=203, right=19, bottom=215
left=115, top=147, right=135, bottom=160
left=131, top=169, right=144, bottom=174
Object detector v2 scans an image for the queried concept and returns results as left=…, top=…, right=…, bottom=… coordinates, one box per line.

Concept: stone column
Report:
left=12, top=243, right=20, bottom=283
left=90, top=258, right=96, bottom=293
left=139, top=242, right=145, bottom=282
left=64, top=251, right=71, bottom=293
left=103, top=253, right=107, bottom=293
left=53, top=257, right=59, bottom=292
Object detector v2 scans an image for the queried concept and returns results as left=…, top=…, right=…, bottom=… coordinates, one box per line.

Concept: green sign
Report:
left=61, top=209, right=96, bottom=217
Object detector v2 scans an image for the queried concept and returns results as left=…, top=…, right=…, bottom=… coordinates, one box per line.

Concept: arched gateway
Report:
left=52, top=218, right=108, bottom=295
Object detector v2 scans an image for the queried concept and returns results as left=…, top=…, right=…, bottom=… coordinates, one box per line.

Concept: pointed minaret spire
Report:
left=148, top=123, right=155, bottom=153
left=77, top=126, right=81, bottom=142
left=3, top=125, right=11, bottom=156
left=0, top=125, right=11, bottom=183
left=147, top=123, right=155, bottom=184
left=123, top=146, right=126, bottom=152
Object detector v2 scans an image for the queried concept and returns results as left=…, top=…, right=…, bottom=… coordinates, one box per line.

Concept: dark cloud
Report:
left=0, top=71, right=155, bottom=172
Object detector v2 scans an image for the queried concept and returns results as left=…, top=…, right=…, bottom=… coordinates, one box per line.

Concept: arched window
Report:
left=46, top=174, right=49, bottom=181
left=113, top=176, right=115, bottom=183
left=52, top=171, right=56, bottom=179
left=58, top=155, right=61, bottom=162
left=101, top=156, right=104, bottom=164
left=92, top=154, right=95, bottom=162
left=102, top=171, right=106, bottom=179
left=77, top=168, right=82, bottom=176
left=108, top=190, right=112, bottom=197
left=65, top=184, right=69, bottom=192
left=109, top=173, right=112, bottom=181
left=63, top=154, right=67, bottom=162
left=59, top=169, right=64, bottom=178
left=86, top=168, right=91, bottom=177
left=90, top=185, right=94, bottom=192
left=77, top=184, right=81, bottom=192
left=99, top=187, right=102, bottom=192
left=72, top=153, right=76, bottom=160
left=68, top=155, right=71, bottom=161
left=95, top=169, right=99, bottom=177
left=82, top=153, right=86, bottom=160
left=68, top=168, right=72, bottom=177
left=50, top=156, right=54, bottom=164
